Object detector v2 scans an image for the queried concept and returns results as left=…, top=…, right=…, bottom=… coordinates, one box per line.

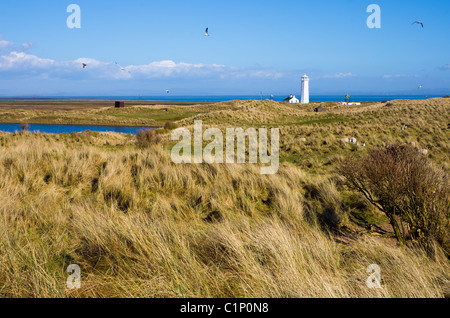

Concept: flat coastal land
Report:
left=0, top=97, right=448, bottom=298
left=0, top=100, right=214, bottom=126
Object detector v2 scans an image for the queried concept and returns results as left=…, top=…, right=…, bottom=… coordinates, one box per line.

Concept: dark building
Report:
left=314, top=107, right=327, bottom=113
left=115, top=101, right=125, bottom=108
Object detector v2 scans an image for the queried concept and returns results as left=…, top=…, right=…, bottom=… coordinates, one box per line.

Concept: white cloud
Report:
left=383, top=74, right=420, bottom=79
left=0, top=50, right=287, bottom=81
left=0, top=40, right=14, bottom=51
left=231, top=69, right=285, bottom=80
left=0, top=51, right=55, bottom=70
left=0, top=36, right=35, bottom=53
left=126, top=60, right=227, bottom=78
left=0, top=37, right=289, bottom=82
left=322, top=72, right=357, bottom=79
left=21, top=42, right=35, bottom=51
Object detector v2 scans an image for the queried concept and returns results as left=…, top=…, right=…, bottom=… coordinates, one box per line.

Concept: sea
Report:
left=0, top=94, right=444, bottom=103
left=0, top=94, right=445, bottom=134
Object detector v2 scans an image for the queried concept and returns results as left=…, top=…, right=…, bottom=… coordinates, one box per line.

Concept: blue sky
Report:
left=0, top=0, right=449, bottom=96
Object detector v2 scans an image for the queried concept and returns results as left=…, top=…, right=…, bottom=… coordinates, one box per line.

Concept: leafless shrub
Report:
left=337, top=144, right=449, bottom=257
left=136, top=129, right=162, bottom=148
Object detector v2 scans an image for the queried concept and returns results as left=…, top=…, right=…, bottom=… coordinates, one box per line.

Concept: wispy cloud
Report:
left=0, top=40, right=14, bottom=51
left=437, top=63, right=450, bottom=71
left=0, top=35, right=35, bottom=53
left=126, top=60, right=228, bottom=79
left=383, top=74, right=420, bottom=79
left=20, top=42, right=35, bottom=51
left=322, top=72, right=357, bottom=79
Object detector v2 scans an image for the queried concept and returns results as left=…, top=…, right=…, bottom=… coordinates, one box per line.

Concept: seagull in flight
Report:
left=418, top=84, right=423, bottom=89
left=115, top=62, right=131, bottom=74
left=165, top=90, right=170, bottom=94
left=115, top=62, right=126, bottom=71
left=82, top=63, right=87, bottom=68
left=204, top=28, right=210, bottom=36
left=412, top=21, right=424, bottom=28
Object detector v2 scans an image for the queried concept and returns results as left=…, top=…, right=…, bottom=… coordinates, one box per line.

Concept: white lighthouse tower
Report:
left=301, top=74, right=310, bottom=104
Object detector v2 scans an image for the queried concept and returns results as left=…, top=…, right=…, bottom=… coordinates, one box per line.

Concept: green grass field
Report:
left=0, top=100, right=212, bottom=126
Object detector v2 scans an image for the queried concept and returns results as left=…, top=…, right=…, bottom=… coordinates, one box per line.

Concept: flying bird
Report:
left=115, top=62, right=131, bottom=74
left=165, top=90, right=170, bottom=94
left=204, top=28, right=210, bottom=36
left=82, top=63, right=87, bottom=68
left=115, top=62, right=126, bottom=71
left=412, top=21, right=424, bottom=28
left=418, top=84, right=423, bottom=89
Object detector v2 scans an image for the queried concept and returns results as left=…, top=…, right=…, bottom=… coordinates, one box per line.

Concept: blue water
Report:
left=0, top=94, right=444, bottom=134
left=0, top=123, right=157, bottom=135
left=0, top=94, right=444, bottom=102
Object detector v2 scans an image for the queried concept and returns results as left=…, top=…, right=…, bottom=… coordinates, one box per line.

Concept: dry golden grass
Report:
left=0, top=98, right=448, bottom=298
left=0, top=129, right=448, bottom=298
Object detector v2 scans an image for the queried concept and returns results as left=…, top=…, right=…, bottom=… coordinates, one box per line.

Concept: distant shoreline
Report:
left=0, top=94, right=445, bottom=103
left=0, top=96, right=448, bottom=129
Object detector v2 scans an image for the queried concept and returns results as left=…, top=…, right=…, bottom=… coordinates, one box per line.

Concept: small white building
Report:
left=283, top=94, right=299, bottom=104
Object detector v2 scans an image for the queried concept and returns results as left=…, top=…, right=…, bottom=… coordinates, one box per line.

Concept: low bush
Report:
left=136, top=129, right=162, bottom=148
left=164, top=121, right=179, bottom=130
left=337, top=143, right=449, bottom=257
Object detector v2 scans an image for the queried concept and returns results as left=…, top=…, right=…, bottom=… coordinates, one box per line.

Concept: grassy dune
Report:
left=0, top=98, right=448, bottom=298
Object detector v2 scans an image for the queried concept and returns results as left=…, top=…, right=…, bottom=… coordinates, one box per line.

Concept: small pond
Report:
left=0, top=123, right=158, bottom=135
